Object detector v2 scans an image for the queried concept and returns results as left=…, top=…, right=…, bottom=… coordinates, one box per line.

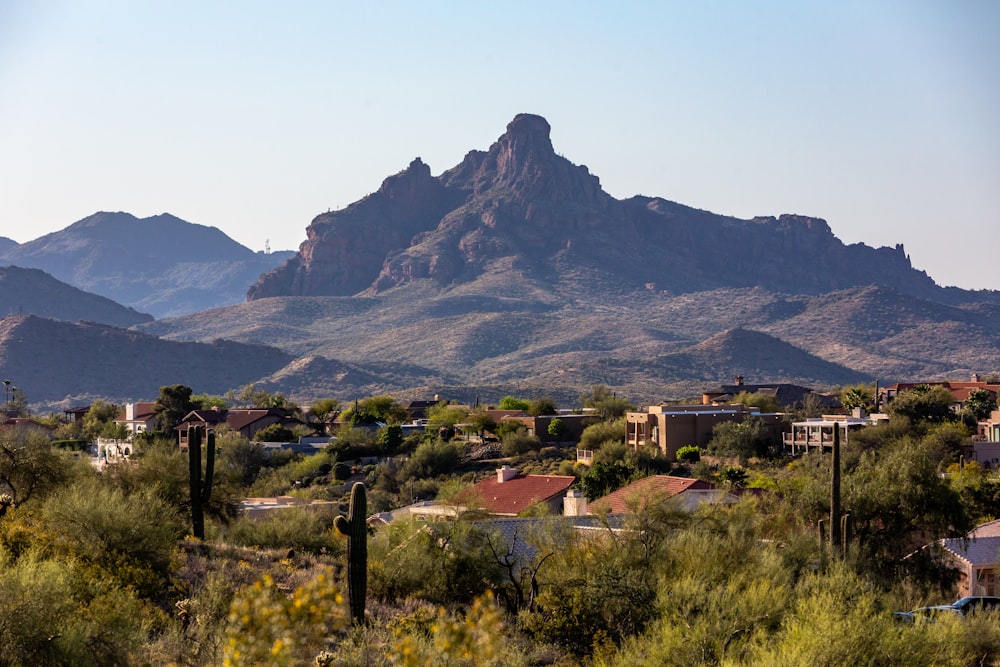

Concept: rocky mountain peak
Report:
left=246, top=114, right=955, bottom=302
left=496, top=113, right=553, bottom=169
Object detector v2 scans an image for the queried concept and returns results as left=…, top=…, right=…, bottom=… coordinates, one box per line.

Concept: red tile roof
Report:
left=463, top=473, right=575, bottom=516
left=591, top=475, right=716, bottom=514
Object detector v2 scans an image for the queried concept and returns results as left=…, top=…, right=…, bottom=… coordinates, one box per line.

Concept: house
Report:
left=500, top=413, right=594, bottom=444
left=969, top=409, right=1000, bottom=470
left=783, top=411, right=889, bottom=455
left=176, top=408, right=303, bottom=448
left=456, top=466, right=576, bottom=516
left=939, top=519, right=1000, bottom=597
left=0, top=417, right=55, bottom=439
left=702, top=377, right=840, bottom=410
left=115, top=401, right=158, bottom=438
left=63, top=406, right=90, bottom=423
left=588, top=475, right=740, bottom=515
left=403, top=400, right=441, bottom=421
left=625, top=403, right=785, bottom=460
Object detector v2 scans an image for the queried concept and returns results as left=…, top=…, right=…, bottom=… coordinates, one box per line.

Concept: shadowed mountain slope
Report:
left=0, top=315, right=294, bottom=406
left=0, top=266, right=153, bottom=327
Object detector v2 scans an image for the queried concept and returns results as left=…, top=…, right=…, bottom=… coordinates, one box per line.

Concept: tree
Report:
left=579, top=418, right=625, bottom=451
left=887, top=385, right=955, bottom=423
left=426, top=401, right=468, bottom=431
left=844, top=435, right=972, bottom=578
left=719, top=466, right=749, bottom=488
left=81, top=399, right=122, bottom=440
left=467, top=409, right=497, bottom=441
left=308, top=398, right=341, bottom=432
left=191, top=393, right=228, bottom=409
left=963, top=388, right=997, bottom=422
left=580, top=385, right=633, bottom=420
left=499, top=396, right=530, bottom=411
left=400, top=440, right=461, bottom=480
left=377, top=424, right=404, bottom=455
left=341, top=396, right=407, bottom=426
left=547, top=418, right=568, bottom=439
left=732, top=391, right=781, bottom=414
left=231, top=384, right=297, bottom=411
left=502, top=428, right=541, bottom=457
left=840, top=384, right=875, bottom=412
left=707, top=417, right=776, bottom=465
left=252, top=423, right=294, bottom=442
left=579, top=460, right=636, bottom=500
left=676, top=445, right=701, bottom=463
left=528, top=396, right=558, bottom=417
left=0, top=427, right=71, bottom=505
left=154, top=384, right=198, bottom=433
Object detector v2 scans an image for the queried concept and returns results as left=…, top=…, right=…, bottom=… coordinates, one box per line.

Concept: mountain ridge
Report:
left=248, top=113, right=965, bottom=307
left=1, top=211, right=295, bottom=318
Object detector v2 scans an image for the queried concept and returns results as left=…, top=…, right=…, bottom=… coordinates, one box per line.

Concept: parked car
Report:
left=894, top=596, right=1000, bottom=622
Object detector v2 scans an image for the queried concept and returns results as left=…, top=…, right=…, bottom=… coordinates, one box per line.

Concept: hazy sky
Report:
left=2, top=1, right=998, bottom=290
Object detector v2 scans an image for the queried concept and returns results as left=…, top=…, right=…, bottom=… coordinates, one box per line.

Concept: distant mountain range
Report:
left=0, top=212, right=294, bottom=318
left=2, top=114, right=998, bottom=409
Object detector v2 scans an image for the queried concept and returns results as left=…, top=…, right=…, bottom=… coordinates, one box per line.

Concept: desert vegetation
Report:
left=0, top=384, right=999, bottom=665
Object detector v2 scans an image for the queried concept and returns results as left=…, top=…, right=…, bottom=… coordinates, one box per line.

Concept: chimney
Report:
left=563, top=489, right=588, bottom=516
left=497, top=465, right=517, bottom=483
left=973, top=373, right=981, bottom=383
left=125, top=403, right=135, bottom=420
left=735, top=376, right=744, bottom=386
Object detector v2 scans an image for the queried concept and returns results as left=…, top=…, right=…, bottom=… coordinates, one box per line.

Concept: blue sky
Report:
left=2, top=1, right=998, bottom=290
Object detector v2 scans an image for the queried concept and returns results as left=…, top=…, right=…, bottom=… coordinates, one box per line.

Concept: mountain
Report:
left=0, top=212, right=295, bottom=318
left=0, top=315, right=295, bottom=406
left=0, top=237, right=17, bottom=255
left=249, top=113, right=953, bottom=305
left=0, top=266, right=153, bottom=327
left=7, top=114, right=999, bottom=408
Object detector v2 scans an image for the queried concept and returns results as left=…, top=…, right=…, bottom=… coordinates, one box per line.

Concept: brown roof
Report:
left=115, top=401, right=157, bottom=422
left=178, top=408, right=289, bottom=431
left=591, top=475, right=716, bottom=514
left=463, top=473, right=575, bottom=516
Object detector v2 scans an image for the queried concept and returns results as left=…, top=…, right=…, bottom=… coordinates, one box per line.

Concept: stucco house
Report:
left=115, top=401, right=158, bottom=438
left=939, top=519, right=1000, bottom=597
left=625, top=403, right=784, bottom=460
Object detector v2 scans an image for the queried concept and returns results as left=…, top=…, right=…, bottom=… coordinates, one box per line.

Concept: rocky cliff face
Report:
left=247, top=114, right=946, bottom=302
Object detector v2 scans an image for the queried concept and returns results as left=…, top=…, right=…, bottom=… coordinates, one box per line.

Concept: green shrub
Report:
left=676, top=445, right=701, bottom=463
left=219, top=507, right=342, bottom=554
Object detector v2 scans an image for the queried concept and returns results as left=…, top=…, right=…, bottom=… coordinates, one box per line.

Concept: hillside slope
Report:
left=0, top=266, right=153, bottom=327
left=0, top=315, right=293, bottom=406
left=1, top=212, right=294, bottom=318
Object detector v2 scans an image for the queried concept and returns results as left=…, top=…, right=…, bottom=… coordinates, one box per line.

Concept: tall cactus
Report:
left=830, top=425, right=841, bottom=554
left=188, top=425, right=216, bottom=540
left=334, top=482, right=368, bottom=624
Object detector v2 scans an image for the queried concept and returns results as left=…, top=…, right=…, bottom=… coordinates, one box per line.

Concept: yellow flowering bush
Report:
left=389, top=592, right=504, bottom=666
left=223, top=568, right=348, bottom=667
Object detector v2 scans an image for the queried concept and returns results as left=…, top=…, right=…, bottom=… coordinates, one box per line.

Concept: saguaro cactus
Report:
left=334, top=482, right=368, bottom=624
left=188, top=425, right=216, bottom=540
left=830, top=425, right=841, bottom=554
